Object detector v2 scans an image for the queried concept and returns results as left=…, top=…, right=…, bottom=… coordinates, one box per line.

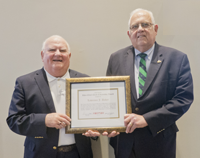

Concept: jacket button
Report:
left=53, top=146, right=57, bottom=150
left=135, top=107, right=139, bottom=111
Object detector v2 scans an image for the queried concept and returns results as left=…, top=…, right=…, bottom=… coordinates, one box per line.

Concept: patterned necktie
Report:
left=138, top=53, right=147, bottom=97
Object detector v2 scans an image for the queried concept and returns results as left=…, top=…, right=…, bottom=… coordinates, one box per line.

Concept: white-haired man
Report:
left=7, top=35, right=94, bottom=158
left=106, top=8, right=193, bottom=158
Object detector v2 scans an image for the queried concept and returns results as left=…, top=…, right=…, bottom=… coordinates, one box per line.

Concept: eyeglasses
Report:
left=130, top=23, right=154, bottom=31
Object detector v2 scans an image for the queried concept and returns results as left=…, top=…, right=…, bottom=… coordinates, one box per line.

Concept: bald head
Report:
left=128, top=8, right=155, bottom=29
left=42, top=35, right=70, bottom=52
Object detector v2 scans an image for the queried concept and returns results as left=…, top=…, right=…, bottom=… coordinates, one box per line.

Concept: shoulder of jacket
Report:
left=157, top=44, right=185, bottom=56
left=16, top=68, right=43, bottom=81
left=69, top=69, right=90, bottom=77
left=111, top=45, right=133, bottom=56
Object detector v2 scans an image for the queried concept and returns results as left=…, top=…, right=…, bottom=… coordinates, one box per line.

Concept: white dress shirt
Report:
left=134, top=44, right=155, bottom=98
left=44, top=69, right=75, bottom=146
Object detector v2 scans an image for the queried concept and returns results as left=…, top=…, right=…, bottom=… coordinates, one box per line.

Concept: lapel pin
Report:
left=157, top=60, right=162, bottom=63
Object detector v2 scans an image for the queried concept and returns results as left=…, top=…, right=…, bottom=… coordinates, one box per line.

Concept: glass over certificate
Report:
left=65, top=76, right=131, bottom=134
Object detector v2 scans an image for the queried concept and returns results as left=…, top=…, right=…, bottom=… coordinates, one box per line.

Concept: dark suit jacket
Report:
left=106, top=42, right=193, bottom=157
left=7, top=68, right=93, bottom=158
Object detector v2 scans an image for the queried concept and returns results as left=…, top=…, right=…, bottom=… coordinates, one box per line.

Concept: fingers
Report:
left=107, top=131, right=120, bottom=138
left=102, top=131, right=120, bottom=137
left=59, top=113, right=71, bottom=122
left=124, top=113, right=136, bottom=133
left=45, top=113, right=71, bottom=129
left=124, top=113, right=148, bottom=134
left=126, top=120, right=136, bottom=133
left=83, top=130, right=100, bottom=137
left=124, top=114, right=132, bottom=127
left=102, top=131, right=109, bottom=136
left=83, top=130, right=120, bottom=138
left=55, top=121, right=67, bottom=129
left=124, top=114, right=129, bottom=119
left=58, top=117, right=70, bottom=126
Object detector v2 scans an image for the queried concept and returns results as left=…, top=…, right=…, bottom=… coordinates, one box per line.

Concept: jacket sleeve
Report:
left=143, top=54, right=193, bottom=136
left=6, top=78, right=48, bottom=138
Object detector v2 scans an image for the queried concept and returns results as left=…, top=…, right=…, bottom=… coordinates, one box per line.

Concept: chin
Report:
left=52, top=65, right=63, bottom=70
left=53, top=63, right=63, bottom=67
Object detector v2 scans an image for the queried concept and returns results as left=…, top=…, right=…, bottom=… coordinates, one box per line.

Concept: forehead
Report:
left=45, top=37, right=68, bottom=49
left=130, top=11, right=152, bottom=24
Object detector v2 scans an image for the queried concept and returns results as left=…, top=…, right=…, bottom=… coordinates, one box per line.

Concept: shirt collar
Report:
left=44, top=68, right=70, bottom=83
left=134, top=44, right=155, bottom=60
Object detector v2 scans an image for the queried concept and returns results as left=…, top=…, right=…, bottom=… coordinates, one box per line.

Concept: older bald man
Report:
left=7, top=35, right=93, bottom=158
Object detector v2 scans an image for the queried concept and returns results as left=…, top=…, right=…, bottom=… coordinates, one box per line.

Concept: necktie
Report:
left=138, top=53, right=147, bottom=97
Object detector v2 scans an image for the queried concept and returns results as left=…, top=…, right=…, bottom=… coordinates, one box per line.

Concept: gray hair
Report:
left=128, top=8, right=155, bottom=29
left=42, top=35, right=70, bottom=52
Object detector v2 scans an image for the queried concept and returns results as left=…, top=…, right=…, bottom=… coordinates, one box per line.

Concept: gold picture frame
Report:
left=65, top=76, right=132, bottom=134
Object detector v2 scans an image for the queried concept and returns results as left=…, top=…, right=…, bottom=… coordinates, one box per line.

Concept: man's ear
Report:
left=127, top=30, right=131, bottom=38
left=69, top=52, right=71, bottom=58
left=154, top=24, right=158, bottom=33
left=41, top=51, right=44, bottom=62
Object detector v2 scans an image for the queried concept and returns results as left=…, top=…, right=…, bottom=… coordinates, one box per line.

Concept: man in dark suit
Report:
left=106, top=8, right=193, bottom=158
left=6, top=35, right=94, bottom=158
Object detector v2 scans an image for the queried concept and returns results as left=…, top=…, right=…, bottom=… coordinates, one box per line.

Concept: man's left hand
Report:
left=124, top=113, right=148, bottom=133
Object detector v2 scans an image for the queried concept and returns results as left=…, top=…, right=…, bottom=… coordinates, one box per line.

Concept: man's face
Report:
left=127, top=10, right=158, bottom=52
left=41, top=36, right=71, bottom=77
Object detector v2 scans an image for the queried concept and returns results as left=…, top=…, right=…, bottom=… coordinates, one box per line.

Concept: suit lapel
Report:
left=34, top=68, right=56, bottom=112
left=125, top=47, right=137, bottom=101
left=69, top=69, right=77, bottom=78
left=141, top=43, right=164, bottom=97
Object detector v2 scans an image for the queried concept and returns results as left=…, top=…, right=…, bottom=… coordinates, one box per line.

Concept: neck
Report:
left=134, top=42, right=155, bottom=53
left=45, top=68, right=68, bottom=78
left=137, top=45, right=152, bottom=53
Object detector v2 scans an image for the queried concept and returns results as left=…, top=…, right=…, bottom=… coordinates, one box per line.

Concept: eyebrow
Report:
left=131, top=21, right=151, bottom=25
left=48, top=48, right=67, bottom=51
left=60, top=48, right=67, bottom=51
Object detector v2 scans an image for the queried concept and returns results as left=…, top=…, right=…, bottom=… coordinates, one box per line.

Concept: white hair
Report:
left=42, top=35, right=70, bottom=52
left=128, top=8, right=155, bottom=29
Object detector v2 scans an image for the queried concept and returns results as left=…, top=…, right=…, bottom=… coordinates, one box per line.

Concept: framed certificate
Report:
left=65, top=76, right=132, bottom=133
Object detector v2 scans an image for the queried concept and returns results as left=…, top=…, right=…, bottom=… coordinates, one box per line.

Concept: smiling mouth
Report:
left=137, top=35, right=146, bottom=38
left=53, top=60, right=62, bottom=62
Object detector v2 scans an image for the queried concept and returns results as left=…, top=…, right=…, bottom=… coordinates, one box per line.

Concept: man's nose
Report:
left=55, top=49, right=61, bottom=55
left=137, top=24, right=144, bottom=31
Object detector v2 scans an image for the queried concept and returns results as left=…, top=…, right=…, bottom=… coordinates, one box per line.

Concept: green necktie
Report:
left=138, top=53, right=147, bottom=97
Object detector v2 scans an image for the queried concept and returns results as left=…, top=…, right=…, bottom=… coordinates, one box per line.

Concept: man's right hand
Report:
left=45, top=113, right=71, bottom=129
